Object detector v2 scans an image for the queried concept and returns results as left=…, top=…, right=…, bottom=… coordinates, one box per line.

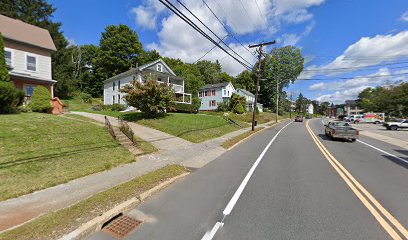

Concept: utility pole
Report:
left=249, top=40, right=276, bottom=131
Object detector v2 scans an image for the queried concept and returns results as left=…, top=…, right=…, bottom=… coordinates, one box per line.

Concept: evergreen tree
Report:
left=0, top=33, right=10, bottom=82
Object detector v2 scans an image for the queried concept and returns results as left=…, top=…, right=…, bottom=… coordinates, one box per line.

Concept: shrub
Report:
left=121, top=79, right=175, bottom=115
left=102, top=104, right=126, bottom=111
left=217, top=101, right=230, bottom=112
left=174, top=103, right=198, bottom=113
left=230, top=93, right=246, bottom=113
left=29, top=86, right=51, bottom=112
left=0, top=81, right=18, bottom=113
left=234, top=104, right=245, bottom=114
left=79, top=92, right=92, bottom=104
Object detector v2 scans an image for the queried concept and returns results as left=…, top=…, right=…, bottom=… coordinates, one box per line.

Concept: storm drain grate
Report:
left=103, top=215, right=143, bottom=239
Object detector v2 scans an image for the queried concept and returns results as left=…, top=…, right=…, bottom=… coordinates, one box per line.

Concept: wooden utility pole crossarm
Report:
left=249, top=40, right=276, bottom=131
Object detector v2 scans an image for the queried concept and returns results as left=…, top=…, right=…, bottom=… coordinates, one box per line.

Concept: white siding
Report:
left=6, top=47, right=52, bottom=80
left=104, top=74, right=136, bottom=105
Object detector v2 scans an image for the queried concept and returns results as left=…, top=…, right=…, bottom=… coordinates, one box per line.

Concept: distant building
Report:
left=344, top=100, right=364, bottom=116
left=0, top=14, right=57, bottom=102
left=306, top=103, right=314, bottom=115
left=327, top=103, right=344, bottom=118
left=235, top=88, right=263, bottom=112
left=198, top=82, right=235, bottom=111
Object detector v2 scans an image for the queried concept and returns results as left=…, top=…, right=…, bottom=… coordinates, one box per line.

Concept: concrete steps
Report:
left=112, top=128, right=143, bottom=155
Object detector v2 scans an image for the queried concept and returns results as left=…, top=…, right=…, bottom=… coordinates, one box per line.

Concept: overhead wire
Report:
left=175, top=0, right=254, bottom=68
left=159, top=0, right=252, bottom=70
left=201, top=0, right=257, bottom=59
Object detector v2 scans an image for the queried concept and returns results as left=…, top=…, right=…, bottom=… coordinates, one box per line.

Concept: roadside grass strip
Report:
left=221, top=127, right=265, bottom=149
left=305, top=120, right=408, bottom=240
left=0, top=165, right=188, bottom=240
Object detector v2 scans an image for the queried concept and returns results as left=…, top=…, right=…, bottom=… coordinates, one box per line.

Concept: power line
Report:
left=159, top=0, right=252, bottom=70
left=201, top=0, right=257, bottom=59
left=302, top=61, right=408, bottom=72
left=175, top=0, right=254, bottom=68
left=194, top=34, right=228, bottom=63
left=297, top=72, right=408, bottom=81
left=253, top=0, right=268, bottom=25
left=238, top=0, right=257, bottom=30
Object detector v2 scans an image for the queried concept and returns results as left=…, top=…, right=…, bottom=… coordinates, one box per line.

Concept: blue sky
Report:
left=49, top=0, right=408, bottom=103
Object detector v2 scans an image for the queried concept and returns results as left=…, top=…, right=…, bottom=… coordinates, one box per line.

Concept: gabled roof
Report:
left=103, top=58, right=177, bottom=84
left=0, top=14, right=56, bottom=51
left=236, top=88, right=254, bottom=97
left=138, top=58, right=176, bottom=76
left=199, top=82, right=231, bottom=90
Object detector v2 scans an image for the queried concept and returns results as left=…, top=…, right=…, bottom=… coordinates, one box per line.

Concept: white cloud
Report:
left=131, top=0, right=166, bottom=30
left=312, top=68, right=408, bottom=103
left=280, top=33, right=301, bottom=46
left=135, top=0, right=324, bottom=75
left=400, top=10, right=408, bottom=22
left=309, top=68, right=392, bottom=91
left=274, top=0, right=326, bottom=15
left=132, top=6, right=157, bottom=29
left=316, top=86, right=370, bottom=104
left=305, top=31, right=408, bottom=78
left=281, top=9, right=313, bottom=23
left=278, top=21, right=314, bottom=46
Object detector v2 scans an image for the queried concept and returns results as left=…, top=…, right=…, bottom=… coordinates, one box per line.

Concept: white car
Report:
left=383, top=119, right=408, bottom=130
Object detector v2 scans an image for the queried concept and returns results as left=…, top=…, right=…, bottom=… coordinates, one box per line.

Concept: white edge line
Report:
left=222, top=121, right=292, bottom=216
left=201, top=222, right=224, bottom=240
left=357, top=139, right=408, bottom=164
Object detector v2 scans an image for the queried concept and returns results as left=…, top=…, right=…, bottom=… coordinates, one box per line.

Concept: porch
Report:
left=143, top=70, right=184, bottom=93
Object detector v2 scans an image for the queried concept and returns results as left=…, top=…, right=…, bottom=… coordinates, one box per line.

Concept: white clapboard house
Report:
left=103, top=59, right=191, bottom=106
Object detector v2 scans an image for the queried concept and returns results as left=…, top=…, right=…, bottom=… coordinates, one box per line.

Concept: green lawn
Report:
left=0, top=113, right=134, bottom=201
left=202, top=111, right=284, bottom=125
left=124, top=113, right=240, bottom=143
left=0, top=165, right=188, bottom=240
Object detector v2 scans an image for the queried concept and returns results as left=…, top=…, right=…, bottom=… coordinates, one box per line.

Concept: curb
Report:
left=226, top=119, right=288, bottom=150
left=59, top=172, right=189, bottom=240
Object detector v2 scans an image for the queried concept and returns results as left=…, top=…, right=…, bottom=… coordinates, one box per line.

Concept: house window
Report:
left=212, top=89, right=216, bottom=96
left=26, top=55, right=36, bottom=71
left=118, top=80, right=120, bottom=89
left=205, top=90, right=208, bottom=96
left=209, top=100, right=216, bottom=107
left=157, top=64, right=163, bottom=72
left=224, top=89, right=226, bottom=95
left=227, top=91, right=229, bottom=96
left=113, top=82, right=115, bottom=91
left=113, top=95, right=115, bottom=103
left=5, top=50, right=11, bottom=67
left=118, top=94, right=120, bottom=103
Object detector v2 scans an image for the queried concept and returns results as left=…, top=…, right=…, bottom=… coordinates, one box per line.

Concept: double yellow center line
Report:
left=306, top=120, right=408, bottom=240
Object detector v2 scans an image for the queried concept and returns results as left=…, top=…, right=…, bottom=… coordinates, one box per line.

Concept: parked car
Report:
left=324, top=121, right=359, bottom=142
left=383, top=119, right=408, bottom=130
left=295, top=116, right=304, bottom=122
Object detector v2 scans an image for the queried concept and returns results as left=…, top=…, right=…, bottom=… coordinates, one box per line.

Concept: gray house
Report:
left=103, top=59, right=191, bottom=106
left=236, top=88, right=263, bottom=112
left=198, top=82, right=235, bottom=111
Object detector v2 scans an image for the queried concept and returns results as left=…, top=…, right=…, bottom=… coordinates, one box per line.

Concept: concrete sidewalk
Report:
left=0, top=111, right=287, bottom=232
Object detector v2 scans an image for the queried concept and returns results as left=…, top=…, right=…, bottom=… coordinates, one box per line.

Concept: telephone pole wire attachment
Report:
left=249, top=40, right=276, bottom=131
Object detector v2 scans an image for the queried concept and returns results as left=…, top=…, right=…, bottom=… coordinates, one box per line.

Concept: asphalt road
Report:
left=89, top=119, right=408, bottom=240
